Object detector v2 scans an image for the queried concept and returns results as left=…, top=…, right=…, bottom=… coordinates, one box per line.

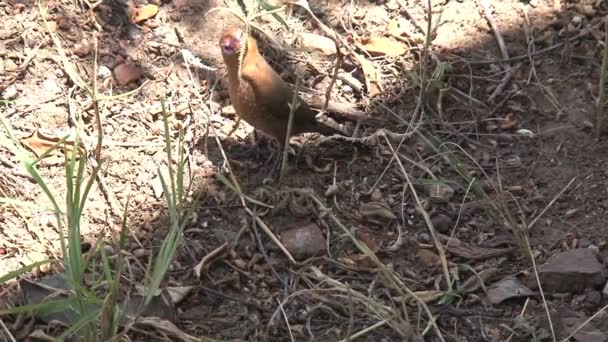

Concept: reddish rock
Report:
left=114, top=63, right=141, bottom=86
left=280, top=224, right=326, bottom=260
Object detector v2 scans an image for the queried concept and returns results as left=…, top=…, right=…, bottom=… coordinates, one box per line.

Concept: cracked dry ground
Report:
left=3, top=0, right=608, bottom=341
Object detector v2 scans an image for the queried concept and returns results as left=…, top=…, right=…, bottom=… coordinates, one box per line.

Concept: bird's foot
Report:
left=263, top=145, right=297, bottom=183
left=231, top=137, right=272, bottom=161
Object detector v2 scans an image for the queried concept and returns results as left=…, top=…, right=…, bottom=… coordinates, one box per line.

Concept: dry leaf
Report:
left=359, top=36, right=408, bottom=57
left=385, top=19, right=424, bottom=43
left=20, top=129, right=84, bottom=162
left=129, top=4, right=159, bottom=24
left=356, top=230, right=380, bottom=253
left=353, top=52, right=382, bottom=97
left=499, top=113, right=518, bottom=129
left=300, top=32, right=336, bottom=56
left=358, top=201, right=396, bottom=220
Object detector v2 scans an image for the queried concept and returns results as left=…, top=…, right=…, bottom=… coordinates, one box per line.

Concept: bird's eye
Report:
left=221, top=36, right=240, bottom=55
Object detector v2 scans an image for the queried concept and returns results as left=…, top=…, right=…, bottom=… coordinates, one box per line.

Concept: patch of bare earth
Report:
left=2, top=0, right=608, bottom=340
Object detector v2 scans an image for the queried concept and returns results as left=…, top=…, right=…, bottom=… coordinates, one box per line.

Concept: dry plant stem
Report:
left=479, top=0, right=509, bottom=60
left=527, top=232, right=557, bottom=342
left=0, top=319, right=16, bottom=342
left=299, top=190, right=447, bottom=342
left=595, top=19, right=608, bottom=138
left=277, top=298, right=295, bottom=342
left=280, top=77, right=301, bottom=184
left=247, top=207, right=296, bottom=264
left=338, top=320, right=388, bottom=342
left=418, top=0, right=433, bottom=108
left=92, top=37, right=102, bottom=161
left=527, top=177, right=575, bottom=230
left=383, top=136, right=451, bottom=290
left=489, top=63, right=521, bottom=103
left=90, top=158, right=121, bottom=218
left=193, top=242, right=227, bottom=277
left=560, top=303, right=608, bottom=342
left=323, top=39, right=342, bottom=112
left=306, top=267, right=408, bottom=336
left=249, top=210, right=282, bottom=281
left=479, top=0, right=515, bottom=102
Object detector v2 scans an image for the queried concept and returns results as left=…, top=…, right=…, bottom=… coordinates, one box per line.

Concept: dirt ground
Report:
left=2, top=0, right=608, bottom=341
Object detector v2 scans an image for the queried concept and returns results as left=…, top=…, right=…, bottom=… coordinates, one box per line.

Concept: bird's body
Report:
left=219, top=27, right=344, bottom=145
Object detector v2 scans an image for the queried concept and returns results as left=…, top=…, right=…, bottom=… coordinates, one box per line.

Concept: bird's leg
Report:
left=267, top=143, right=297, bottom=181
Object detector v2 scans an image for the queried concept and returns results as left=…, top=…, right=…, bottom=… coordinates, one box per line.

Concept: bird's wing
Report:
left=241, top=58, right=318, bottom=124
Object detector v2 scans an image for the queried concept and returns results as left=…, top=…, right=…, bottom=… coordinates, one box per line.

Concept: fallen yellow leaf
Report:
left=20, top=129, right=84, bottom=161
left=129, top=4, right=159, bottom=24
left=353, top=52, right=382, bottom=97
left=359, top=36, right=408, bottom=57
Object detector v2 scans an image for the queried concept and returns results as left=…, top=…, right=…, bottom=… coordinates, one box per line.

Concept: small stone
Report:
left=538, top=248, right=606, bottom=293
left=426, top=183, right=455, bottom=202
left=571, top=15, right=583, bottom=25
left=2, top=85, right=18, bottom=99
left=72, top=41, right=91, bottom=57
left=42, top=78, right=62, bottom=94
left=431, top=214, right=452, bottom=234
left=97, top=65, right=112, bottom=79
left=280, top=223, right=326, bottom=260
left=486, top=278, right=534, bottom=305
left=418, top=233, right=430, bottom=243
left=114, top=63, right=141, bottom=86
left=133, top=248, right=147, bottom=258
left=416, top=249, right=441, bottom=268
left=103, top=245, right=116, bottom=256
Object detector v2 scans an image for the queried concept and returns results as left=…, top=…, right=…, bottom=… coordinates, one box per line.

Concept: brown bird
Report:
left=219, top=27, right=345, bottom=148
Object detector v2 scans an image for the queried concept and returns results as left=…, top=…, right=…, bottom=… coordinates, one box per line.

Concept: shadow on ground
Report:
left=2, top=0, right=608, bottom=340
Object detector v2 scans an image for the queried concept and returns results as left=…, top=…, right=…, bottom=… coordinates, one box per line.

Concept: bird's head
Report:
left=219, top=27, right=244, bottom=57
left=220, top=27, right=259, bottom=63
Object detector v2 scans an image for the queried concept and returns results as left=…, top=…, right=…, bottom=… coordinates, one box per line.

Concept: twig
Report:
left=489, top=63, right=521, bottom=103
left=277, top=298, right=295, bottom=342
left=280, top=77, right=301, bottom=183
left=249, top=209, right=282, bottom=281
left=323, top=39, right=342, bottom=112
left=338, top=320, right=388, bottom=342
left=559, top=303, right=608, bottom=342
left=194, top=243, right=228, bottom=277
left=479, top=0, right=509, bottom=60
left=246, top=207, right=296, bottom=264
left=90, top=158, right=122, bottom=218
left=595, top=18, right=608, bottom=138
left=528, top=177, right=576, bottom=231
left=318, top=128, right=414, bottom=146
left=479, top=0, right=516, bottom=103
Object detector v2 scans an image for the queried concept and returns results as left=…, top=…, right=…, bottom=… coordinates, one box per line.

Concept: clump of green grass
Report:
left=0, top=97, right=193, bottom=340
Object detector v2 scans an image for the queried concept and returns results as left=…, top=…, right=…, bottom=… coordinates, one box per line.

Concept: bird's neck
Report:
left=224, top=57, right=242, bottom=86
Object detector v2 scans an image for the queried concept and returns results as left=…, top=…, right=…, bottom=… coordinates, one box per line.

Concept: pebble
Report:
left=2, top=85, right=18, bottom=100
left=114, top=63, right=141, bottom=86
